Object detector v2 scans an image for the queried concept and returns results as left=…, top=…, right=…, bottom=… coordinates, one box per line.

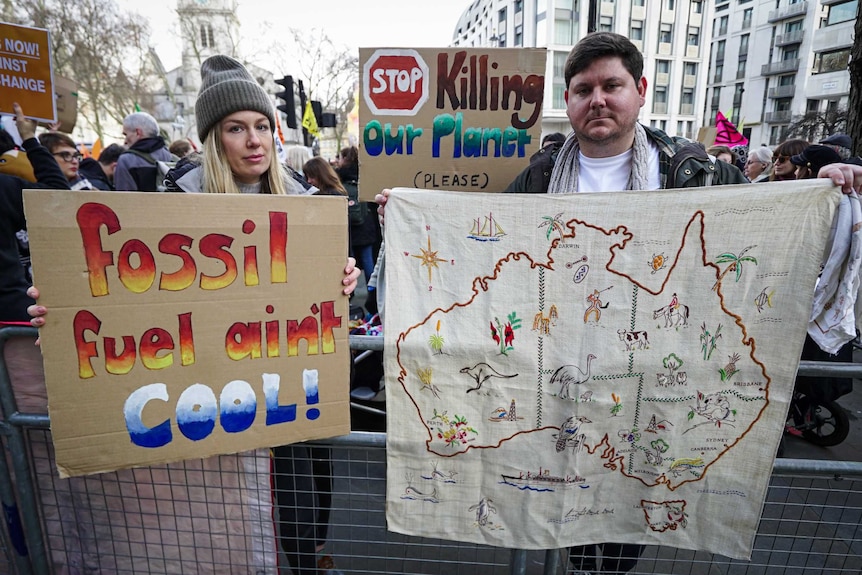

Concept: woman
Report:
left=744, top=146, right=773, bottom=183
left=770, top=139, right=808, bottom=181
left=706, top=144, right=734, bottom=165
left=336, top=146, right=380, bottom=284
left=790, top=144, right=842, bottom=181
left=31, top=55, right=357, bottom=575
left=303, top=156, right=346, bottom=196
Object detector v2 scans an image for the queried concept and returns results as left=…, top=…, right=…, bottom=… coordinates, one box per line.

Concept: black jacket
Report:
left=78, top=158, right=112, bottom=190
left=114, top=136, right=173, bottom=191
left=337, top=164, right=380, bottom=247
left=1, top=138, right=69, bottom=322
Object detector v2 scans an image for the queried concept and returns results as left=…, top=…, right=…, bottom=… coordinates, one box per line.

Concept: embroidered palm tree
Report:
left=428, top=320, right=445, bottom=355
left=712, top=245, right=757, bottom=290
left=538, top=212, right=565, bottom=241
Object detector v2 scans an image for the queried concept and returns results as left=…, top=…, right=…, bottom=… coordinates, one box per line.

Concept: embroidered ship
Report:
left=468, top=213, right=506, bottom=241
left=500, top=467, right=585, bottom=491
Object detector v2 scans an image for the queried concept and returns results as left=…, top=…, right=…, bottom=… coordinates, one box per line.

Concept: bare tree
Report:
left=785, top=107, right=847, bottom=143
left=847, top=2, right=862, bottom=158
left=7, top=0, right=159, bottom=140
left=260, top=28, right=358, bottom=149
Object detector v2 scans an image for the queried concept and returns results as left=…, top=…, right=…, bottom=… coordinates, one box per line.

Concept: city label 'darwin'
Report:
left=25, top=190, right=350, bottom=477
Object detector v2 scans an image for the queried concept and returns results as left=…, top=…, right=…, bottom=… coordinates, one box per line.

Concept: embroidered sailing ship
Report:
left=500, top=467, right=585, bottom=491
left=468, top=213, right=506, bottom=241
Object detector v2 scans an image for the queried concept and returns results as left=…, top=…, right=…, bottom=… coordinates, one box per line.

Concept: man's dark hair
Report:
left=37, top=131, right=77, bottom=153
left=564, top=32, right=644, bottom=87
left=542, top=132, right=566, bottom=147
left=98, top=143, right=126, bottom=164
left=0, top=129, right=17, bottom=154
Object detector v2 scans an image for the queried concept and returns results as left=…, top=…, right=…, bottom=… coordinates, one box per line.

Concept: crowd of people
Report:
left=3, top=30, right=862, bottom=574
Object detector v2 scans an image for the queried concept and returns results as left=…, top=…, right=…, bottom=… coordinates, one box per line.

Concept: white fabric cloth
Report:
left=808, top=192, right=862, bottom=354
left=383, top=182, right=841, bottom=560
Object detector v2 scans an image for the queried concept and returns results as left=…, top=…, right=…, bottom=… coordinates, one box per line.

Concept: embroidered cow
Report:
left=617, top=329, right=650, bottom=351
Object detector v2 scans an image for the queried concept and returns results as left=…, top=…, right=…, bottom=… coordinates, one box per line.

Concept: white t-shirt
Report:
left=577, top=141, right=662, bottom=193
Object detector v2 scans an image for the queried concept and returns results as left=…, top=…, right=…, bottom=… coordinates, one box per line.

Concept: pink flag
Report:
left=714, top=111, right=748, bottom=147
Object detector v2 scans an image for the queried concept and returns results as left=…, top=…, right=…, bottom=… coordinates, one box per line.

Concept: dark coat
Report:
left=337, top=164, right=380, bottom=247
left=1, top=138, right=69, bottom=322
left=114, top=136, right=173, bottom=191
left=78, top=158, right=112, bottom=190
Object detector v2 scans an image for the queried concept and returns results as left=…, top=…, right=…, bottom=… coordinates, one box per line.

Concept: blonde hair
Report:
left=202, top=122, right=287, bottom=195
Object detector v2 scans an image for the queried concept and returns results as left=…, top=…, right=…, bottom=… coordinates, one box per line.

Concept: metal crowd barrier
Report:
left=1, top=326, right=860, bottom=574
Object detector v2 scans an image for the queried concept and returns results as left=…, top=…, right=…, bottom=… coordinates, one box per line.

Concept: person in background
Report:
left=706, top=144, right=735, bottom=165
left=113, top=111, right=173, bottom=190
left=37, top=132, right=97, bottom=190
left=285, top=145, right=313, bottom=176
left=168, top=139, right=193, bottom=159
left=790, top=144, right=842, bottom=181
left=770, top=139, right=808, bottom=181
left=504, top=132, right=569, bottom=194
left=819, top=133, right=853, bottom=160
left=1, top=103, right=69, bottom=323
left=337, top=145, right=380, bottom=284
left=743, top=146, right=773, bottom=183
left=79, top=143, right=126, bottom=190
left=303, top=156, right=346, bottom=196
left=731, top=144, right=749, bottom=174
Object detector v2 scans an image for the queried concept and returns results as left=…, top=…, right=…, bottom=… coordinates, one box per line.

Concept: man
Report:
left=37, top=132, right=97, bottom=190
left=78, top=143, right=126, bottom=190
left=113, top=112, right=173, bottom=191
left=819, top=133, right=852, bottom=160
left=375, top=31, right=862, bottom=573
left=504, top=132, right=568, bottom=193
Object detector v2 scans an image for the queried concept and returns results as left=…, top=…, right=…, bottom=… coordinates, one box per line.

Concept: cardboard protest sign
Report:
left=0, top=22, right=54, bottom=123
left=358, top=47, right=546, bottom=199
left=24, top=191, right=351, bottom=477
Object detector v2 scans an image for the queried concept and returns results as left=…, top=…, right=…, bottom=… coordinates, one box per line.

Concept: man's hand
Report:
left=819, top=162, right=862, bottom=195
left=13, top=102, right=37, bottom=141
left=375, top=189, right=391, bottom=225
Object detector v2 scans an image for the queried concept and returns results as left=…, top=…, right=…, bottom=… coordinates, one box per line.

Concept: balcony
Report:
left=768, top=84, right=796, bottom=98
left=768, top=1, right=807, bottom=23
left=761, top=58, right=800, bottom=75
left=764, top=110, right=792, bottom=123
left=775, top=30, right=804, bottom=47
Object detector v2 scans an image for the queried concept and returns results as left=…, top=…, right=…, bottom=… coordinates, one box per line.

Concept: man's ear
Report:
left=637, top=76, right=648, bottom=97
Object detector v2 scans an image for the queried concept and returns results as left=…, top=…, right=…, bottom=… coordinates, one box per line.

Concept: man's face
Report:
left=564, top=56, right=646, bottom=157
left=123, top=125, right=142, bottom=146
left=51, top=145, right=81, bottom=181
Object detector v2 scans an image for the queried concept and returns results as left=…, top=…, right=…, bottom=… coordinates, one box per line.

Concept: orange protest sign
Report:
left=0, top=22, right=54, bottom=122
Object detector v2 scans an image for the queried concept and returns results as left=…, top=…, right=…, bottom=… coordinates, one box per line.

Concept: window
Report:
left=680, top=88, right=694, bottom=114
left=653, top=86, right=668, bottom=114
left=666, top=0, right=675, bottom=10
left=737, top=58, right=747, bottom=78
left=176, top=76, right=184, bottom=88
left=555, top=14, right=576, bottom=44
left=716, top=40, right=726, bottom=62
left=713, top=63, right=724, bottom=83
left=498, top=7, right=507, bottom=24
left=633, top=0, right=644, bottom=5
left=600, top=16, right=613, bottom=31
left=200, top=24, right=215, bottom=48
left=711, top=87, right=721, bottom=107
left=806, top=99, right=819, bottom=113
left=514, top=27, right=522, bottom=46
left=827, top=0, right=858, bottom=25
left=783, top=46, right=799, bottom=61
left=778, top=74, right=795, bottom=87
left=739, top=34, right=749, bottom=56
left=742, top=8, right=753, bottom=28
left=813, top=48, right=851, bottom=74
left=692, top=1, right=703, bottom=14
left=687, top=27, right=700, bottom=46
left=631, top=21, right=644, bottom=41
left=657, top=60, right=670, bottom=74
left=785, top=19, right=804, bottom=33
left=515, top=0, right=523, bottom=14
left=716, top=16, right=728, bottom=36
left=684, top=62, right=697, bottom=77
left=659, top=23, right=673, bottom=44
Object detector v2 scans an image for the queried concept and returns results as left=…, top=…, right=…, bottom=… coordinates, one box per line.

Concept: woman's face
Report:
left=219, top=111, right=272, bottom=184
left=305, top=174, right=319, bottom=187
left=715, top=152, right=733, bottom=164
left=744, top=157, right=765, bottom=180
left=772, top=152, right=795, bottom=178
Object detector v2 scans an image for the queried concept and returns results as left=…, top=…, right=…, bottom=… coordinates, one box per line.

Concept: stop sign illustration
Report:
left=363, top=49, right=429, bottom=116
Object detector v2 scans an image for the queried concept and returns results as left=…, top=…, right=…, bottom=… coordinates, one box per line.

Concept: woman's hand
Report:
left=374, top=189, right=391, bottom=226
left=819, top=163, right=862, bottom=195
left=343, top=257, right=361, bottom=295
left=26, top=286, right=46, bottom=327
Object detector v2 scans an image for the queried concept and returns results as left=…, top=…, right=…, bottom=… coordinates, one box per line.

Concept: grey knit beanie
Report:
left=196, top=55, right=275, bottom=142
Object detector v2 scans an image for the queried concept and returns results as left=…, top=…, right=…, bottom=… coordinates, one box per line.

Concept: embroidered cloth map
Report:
left=383, top=182, right=841, bottom=559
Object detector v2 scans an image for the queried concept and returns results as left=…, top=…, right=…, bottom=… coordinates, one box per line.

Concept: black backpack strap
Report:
left=122, top=148, right=157, bottom=165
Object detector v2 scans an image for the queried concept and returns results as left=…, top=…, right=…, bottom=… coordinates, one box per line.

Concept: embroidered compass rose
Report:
left=411, top=236, right=448, bottom=284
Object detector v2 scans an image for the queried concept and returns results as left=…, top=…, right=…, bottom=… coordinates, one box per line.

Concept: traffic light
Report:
left=310, top=100, right=337, bottom=128
left=275, top=75, right=298, bottom=129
